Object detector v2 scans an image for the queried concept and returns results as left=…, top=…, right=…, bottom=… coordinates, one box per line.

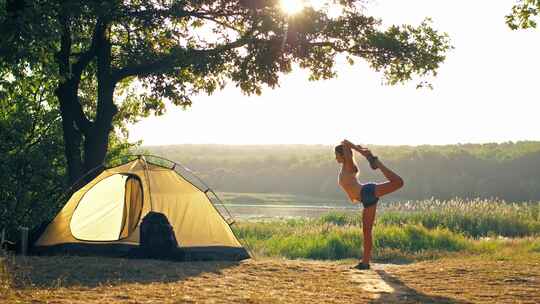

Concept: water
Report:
left=215, top=203, right=360, bottom=220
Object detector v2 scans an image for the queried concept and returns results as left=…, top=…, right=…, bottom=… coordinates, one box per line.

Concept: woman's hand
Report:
left=341, top=140, right=354, bottom=156
left=341, top=139, right=354, bottom=149
left=343, top=139, right=372, bottom=158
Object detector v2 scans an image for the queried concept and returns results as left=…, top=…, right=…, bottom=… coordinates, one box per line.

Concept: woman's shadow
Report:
left=369, top=269, right=473, bottom=304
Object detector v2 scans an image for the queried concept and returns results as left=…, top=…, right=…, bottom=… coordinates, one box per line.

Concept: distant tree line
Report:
left=143, top=143, right=540, bottom=202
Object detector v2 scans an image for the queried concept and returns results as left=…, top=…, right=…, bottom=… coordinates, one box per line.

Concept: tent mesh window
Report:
left=70, top=174, right=143, bottom=241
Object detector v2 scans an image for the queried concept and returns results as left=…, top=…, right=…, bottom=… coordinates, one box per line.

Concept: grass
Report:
left=233, top=199, right=540, bottom=261
left=317, top=198, right=540, bottom=237
left=235, top=221, right=474, bottom=261
left=222, top=195, right=540, bottom=236
left=1, top=250, right=539, bottom=303
left=1, top=252, right=12, bottom=299
left=320, top=199, right=540, bottom=236
left=235, top=220, right=540, bottom=262
left=379, top=198, right=540, bottom=238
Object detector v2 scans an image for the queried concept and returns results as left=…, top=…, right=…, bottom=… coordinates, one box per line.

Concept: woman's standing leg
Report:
left=362, top=204, right=377, bottom=265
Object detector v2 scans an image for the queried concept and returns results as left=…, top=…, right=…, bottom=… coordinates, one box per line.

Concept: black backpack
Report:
left=139, top=212, right=179, bottom=258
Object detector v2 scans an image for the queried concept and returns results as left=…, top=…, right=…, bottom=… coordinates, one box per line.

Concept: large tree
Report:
left=0, top=64, right=135, bottom=237
left=1, top=0, right=451, bottom=184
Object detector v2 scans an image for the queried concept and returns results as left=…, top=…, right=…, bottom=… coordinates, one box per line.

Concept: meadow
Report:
left=232, top=198, right=540, bottom=261
left=2, top=198, right=540, bottom=303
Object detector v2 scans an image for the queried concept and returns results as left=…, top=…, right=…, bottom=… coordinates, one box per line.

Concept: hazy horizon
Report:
left=138, top=140, right=540, bottom=147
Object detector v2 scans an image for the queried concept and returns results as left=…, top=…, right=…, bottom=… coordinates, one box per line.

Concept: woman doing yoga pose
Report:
left=335, top=139, right=404, bottom=270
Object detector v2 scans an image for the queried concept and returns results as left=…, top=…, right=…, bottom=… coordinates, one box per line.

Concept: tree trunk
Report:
left=57, top=79, right=112, bottom=187
left=57, top=79, right=115, bottom=186
left=56, top=84, right=84, bottom=185
left=83, top=23, right=117, bottom=177
left=56, top=17, right=117, bottom=186
left=82, top=93, right=115, bottom=174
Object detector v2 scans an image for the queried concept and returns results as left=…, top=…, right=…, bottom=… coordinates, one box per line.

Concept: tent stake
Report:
left=1, top=228, right=5, bottom=248
left=19, top=227, right=29, bottom=256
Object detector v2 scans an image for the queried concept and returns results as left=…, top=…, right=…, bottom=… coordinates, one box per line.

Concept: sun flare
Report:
left=280, top=0, right=341, bottom=18
left=280, top=0, right=305, bottom=15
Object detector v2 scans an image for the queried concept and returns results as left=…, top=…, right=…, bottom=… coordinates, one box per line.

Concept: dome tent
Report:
left=32, top=155, right=249, bottom=261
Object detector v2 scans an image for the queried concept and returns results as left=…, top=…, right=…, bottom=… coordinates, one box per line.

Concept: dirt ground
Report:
left=1, top=254, right=539, bottom=303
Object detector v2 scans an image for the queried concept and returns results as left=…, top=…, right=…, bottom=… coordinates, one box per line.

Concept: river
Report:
left=214, top=203, right=360, bottom=220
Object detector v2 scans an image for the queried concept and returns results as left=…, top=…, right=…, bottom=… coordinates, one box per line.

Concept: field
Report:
left=2, top=198, right=540, bottom=303
left=2, top=251, right=540, bottom=303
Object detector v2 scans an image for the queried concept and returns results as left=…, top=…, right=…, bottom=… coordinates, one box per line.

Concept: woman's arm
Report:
left=341, top=141, right=357, bottom=172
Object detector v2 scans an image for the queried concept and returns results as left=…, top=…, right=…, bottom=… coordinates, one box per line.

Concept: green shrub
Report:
left=235, top=222, right=471, bottom=260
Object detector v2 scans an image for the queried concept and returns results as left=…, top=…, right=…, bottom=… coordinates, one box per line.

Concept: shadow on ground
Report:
left=8, top=255, right=239, bottom=289
left=370, top=269, right=473, bottom=304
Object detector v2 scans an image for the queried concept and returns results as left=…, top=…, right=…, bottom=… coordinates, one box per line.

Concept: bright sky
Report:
left=128, top=0, right=540, bottom=146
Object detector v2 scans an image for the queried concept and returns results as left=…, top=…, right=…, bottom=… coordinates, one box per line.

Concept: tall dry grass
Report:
left=0, top=251, right=12, bottom=298
left=233, top=199, right=540, bottom=261
left=321, top=199, right=540, bottom=237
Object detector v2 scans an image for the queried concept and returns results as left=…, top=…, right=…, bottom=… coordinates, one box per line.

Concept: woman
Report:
left=335, top=139, right=404, bottom=270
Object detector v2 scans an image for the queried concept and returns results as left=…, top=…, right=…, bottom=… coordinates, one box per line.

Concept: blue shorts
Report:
left=360, top=183, right=379, bottom=208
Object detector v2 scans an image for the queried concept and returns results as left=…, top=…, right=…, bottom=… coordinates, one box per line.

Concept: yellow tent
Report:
left=33, top=156, right=249, bottom=261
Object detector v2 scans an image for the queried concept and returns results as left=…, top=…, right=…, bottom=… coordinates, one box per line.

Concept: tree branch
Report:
left=308, top=41, right=380, bottom=56
left=22, top=116, right=61, bottom=153
left=124, top=8, right=237, bottom=21
left=57, top=12, right=71, bottom=78
left=71, top=20, right=102, bottom=81
left=56, top=12, right=103, bottom=136
left=123, top=7, right=245, bottom=35
left=69, top=20, right=107, bottom=135
left=112, top=35, right=252, bottom=82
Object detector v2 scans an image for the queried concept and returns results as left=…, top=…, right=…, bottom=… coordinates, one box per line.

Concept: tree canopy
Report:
left=0, top=67, right=65, bottom=237
left=507, top=0, right=540, bottom=29
left=1, top=0, right=452, bottom=183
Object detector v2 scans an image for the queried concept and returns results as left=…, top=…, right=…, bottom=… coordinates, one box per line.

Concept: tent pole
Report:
left=208, top=190, right=234, bottom=223
left=141, top=156, right=154, bottom=211
left=202, top=190, right=255, bottom=259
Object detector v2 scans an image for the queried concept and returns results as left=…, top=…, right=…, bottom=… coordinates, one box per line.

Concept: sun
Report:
left=280, top=0, right=305, bottom=15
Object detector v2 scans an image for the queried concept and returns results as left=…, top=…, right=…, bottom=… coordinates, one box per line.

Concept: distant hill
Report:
left=136, top=142, right=540, bottom=202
